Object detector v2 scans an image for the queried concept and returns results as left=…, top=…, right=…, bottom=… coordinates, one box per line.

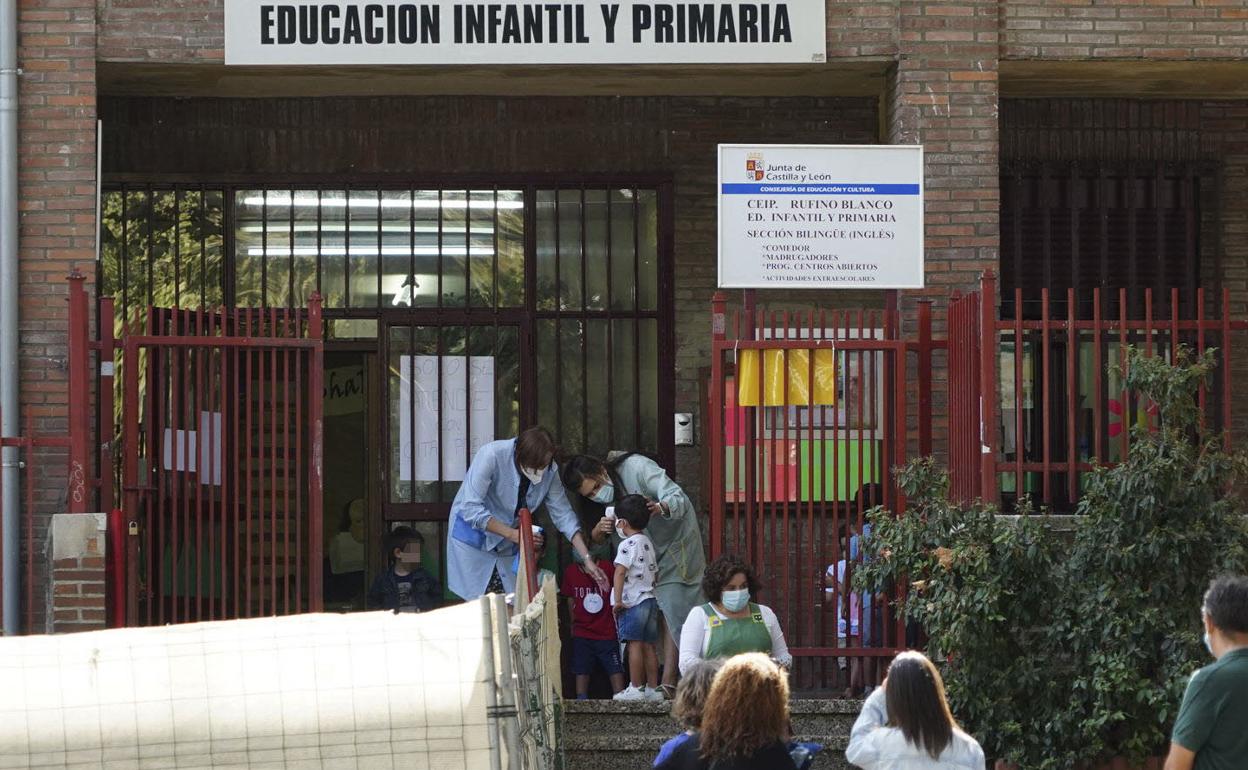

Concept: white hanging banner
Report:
left=224, top=0, right=827, bottom=65
left=718, top=144, right=925, bottom=289
left=161, top=411, right=223, bottom=486
left=399, top=355, right=495, bottom=482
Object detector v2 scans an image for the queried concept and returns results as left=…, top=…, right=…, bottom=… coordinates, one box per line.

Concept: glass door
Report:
left=383, top=321, right=525, bottom=520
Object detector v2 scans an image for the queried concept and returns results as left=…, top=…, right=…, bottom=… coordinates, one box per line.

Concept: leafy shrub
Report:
left=856, top=348, right=1248, bottom=769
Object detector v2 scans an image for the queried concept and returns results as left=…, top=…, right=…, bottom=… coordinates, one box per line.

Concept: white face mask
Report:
left=521, top=466, right=545, bottom=485
left=721, top=588, right=750, bottom=612
left=1204, top=631, right=1214, bottom=657
left=591, top=483, right=614, bottom=504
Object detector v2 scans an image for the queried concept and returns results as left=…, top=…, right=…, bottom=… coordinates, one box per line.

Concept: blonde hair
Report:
left=671, top=659, right=722, bottom=731
left=699, top=653, right=790, bottom=761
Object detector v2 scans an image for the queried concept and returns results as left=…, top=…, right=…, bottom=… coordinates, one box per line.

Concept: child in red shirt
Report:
left=561, top=557, right=627, bottom=699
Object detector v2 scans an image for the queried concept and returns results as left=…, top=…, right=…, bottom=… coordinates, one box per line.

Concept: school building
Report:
left=3, top=0, right=1248, bottom=663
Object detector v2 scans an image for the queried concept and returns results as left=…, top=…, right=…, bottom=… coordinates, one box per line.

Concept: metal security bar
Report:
left=986, top=277, right=1246, bottom=512
left=120, top=303, right=324, bottom=625
left=1001, top=163, right=1207, bottom=321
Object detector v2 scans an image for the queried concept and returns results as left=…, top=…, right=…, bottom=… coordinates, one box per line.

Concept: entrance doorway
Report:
left=100, top=180, right=674, bottom=612
left=321, top=348, right=376, bottom=610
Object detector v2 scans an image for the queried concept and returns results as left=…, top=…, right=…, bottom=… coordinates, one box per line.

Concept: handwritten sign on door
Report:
left=398, top=356, right=495, bottom=482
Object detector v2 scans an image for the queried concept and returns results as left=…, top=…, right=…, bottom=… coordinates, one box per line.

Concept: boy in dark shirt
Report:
left=368, top=526, right=440, bottom=612
left=561, top=555, right=626, bottom=698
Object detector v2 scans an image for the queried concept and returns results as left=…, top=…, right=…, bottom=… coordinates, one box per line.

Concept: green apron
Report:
left=702, top=602, right=772, bottom=659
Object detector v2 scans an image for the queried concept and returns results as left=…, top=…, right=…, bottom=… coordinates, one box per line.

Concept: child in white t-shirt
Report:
left=611, top=494, right=662, bottom=702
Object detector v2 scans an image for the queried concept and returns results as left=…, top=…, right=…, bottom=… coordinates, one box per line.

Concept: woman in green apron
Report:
left=677, top=554, right=792, bottom=675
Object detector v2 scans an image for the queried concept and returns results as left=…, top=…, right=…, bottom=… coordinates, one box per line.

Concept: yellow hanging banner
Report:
left=737, top=348, right=836, bottom=407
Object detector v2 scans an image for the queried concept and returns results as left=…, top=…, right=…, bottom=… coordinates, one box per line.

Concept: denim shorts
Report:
left=571, top=637, right=623, bottom=676
left=617, top=597, right=660, bottom=643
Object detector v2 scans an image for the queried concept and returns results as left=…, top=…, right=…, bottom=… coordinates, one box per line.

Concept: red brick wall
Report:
left=50, top=554, right=107, bottom=632
left=18, top=0, right=99, bottom=632
left=891, top=0, right=1001, bottom=298
left=91, top=1, right=1248, bottom=64
left=1003, top=1, right=1248, bottom=59
left=826, top=1, right=899, bottom=60
left=97, top=0, right=223, bottom=62
left=888, top=0, right=1002, bottom=456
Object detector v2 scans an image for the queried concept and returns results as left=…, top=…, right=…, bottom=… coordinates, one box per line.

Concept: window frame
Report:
left=100, top=175, right=678, bottom=516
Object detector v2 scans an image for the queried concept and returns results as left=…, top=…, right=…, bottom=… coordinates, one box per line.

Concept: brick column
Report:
left=889, top=0, right=1000, bottom=297
left=888, top=0, right=1001, bottom=461
left=47, top=512, right=107, bottom=633
left=18, top=0, right=99, bottom=629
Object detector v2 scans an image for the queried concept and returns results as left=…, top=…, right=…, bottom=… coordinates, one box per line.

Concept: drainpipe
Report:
left=1, top=0, right=19, bottom=634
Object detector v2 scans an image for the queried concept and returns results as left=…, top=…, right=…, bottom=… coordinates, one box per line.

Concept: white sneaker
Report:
left=613, top=685, right=646, bottom=701
left=643, top=687, right=664, bottom=702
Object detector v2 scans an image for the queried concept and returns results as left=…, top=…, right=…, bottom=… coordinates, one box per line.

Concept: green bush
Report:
left=855, top=348, right=1248, bottom=769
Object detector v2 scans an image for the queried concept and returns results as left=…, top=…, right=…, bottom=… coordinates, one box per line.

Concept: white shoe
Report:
left=643, top=687, right=664, bottom=702
left=613, top=685, right=646, bottom=701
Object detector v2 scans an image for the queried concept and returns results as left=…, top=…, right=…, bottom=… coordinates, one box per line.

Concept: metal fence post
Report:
left=306, top=293, right=324, bottom=611
left=709, top=291, right=727, bottom=559
left=979, top=272, right=1000, bottom=505
left=67, top=270, right=90, bottom=513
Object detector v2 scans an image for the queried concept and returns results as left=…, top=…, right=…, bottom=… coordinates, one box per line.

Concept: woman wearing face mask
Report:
left=562, top=452, right=706, bottom=696
left=678, top=553, right=792, bottom=676
left=447, top=426, right=608, bottom=600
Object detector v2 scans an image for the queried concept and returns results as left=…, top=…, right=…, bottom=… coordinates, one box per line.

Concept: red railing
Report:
left=517, top=506, right=539, bottom=604
left=0, top=273, right=92, bottom=634
left=116, top=301, right=324, bottom=626
left=984, top=276, right=1247, bottom=511
left=707, top=290, right=919, bottom=690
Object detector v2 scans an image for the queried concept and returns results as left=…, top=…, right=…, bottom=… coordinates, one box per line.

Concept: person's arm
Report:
left=1163, top=743, right=1196, bottom=770
left=543, top=472, right=609, bottom=589
left=366, top=573, right=389, bottom=610
left=845, top=686, right=887, bottom=767
left=1168, top=670, right=1211, bottom=770
left=589, top=515, right=615, bottom=544
left=458, top=445, right=504, bottom=532
left=760, top=605, right=793, bottom=669
left=635, top=457, right=693, bottom=520
left=612, top=563, right=628, bottom=614
left=678, top=607, right=706, bottom=676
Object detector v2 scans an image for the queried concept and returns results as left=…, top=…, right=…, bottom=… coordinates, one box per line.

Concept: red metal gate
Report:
left=707, top=292, right=915, bottom=691
left=119, top=303, right=324, bottom=625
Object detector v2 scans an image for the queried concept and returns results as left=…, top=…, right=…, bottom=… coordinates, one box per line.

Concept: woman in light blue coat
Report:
left=562, top=452, right=706, bottom=695
left=447, top=427, right=608, bottom=600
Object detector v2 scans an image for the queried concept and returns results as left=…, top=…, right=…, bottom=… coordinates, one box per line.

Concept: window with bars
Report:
left=1000, top=165, right=1205, bottom=320
left=100, top=183, right=674, bottom=515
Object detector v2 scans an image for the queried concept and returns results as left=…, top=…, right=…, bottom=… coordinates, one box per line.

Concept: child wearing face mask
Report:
left=611, top=494, right=664, bottom=702
left=368, top=526, right=441, bottom=612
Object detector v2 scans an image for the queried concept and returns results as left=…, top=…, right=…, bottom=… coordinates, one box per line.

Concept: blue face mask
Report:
left=591, top=483, right=614, bottom=504
left=721, top=588, right=750, bottom=612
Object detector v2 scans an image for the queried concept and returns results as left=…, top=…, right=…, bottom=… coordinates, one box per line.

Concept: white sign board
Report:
left=399, top=355, right=495, bottom=483
left=718, top=144, right=925, bottom=289
left=224, top=1, right=826, bottom=65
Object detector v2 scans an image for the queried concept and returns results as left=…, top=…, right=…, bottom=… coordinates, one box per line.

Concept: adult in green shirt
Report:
left=562, top=452, right=706, bottom=697
left=1165, top=575, right=1248, bottom=770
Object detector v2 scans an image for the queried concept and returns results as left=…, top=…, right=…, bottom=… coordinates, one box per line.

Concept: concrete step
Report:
left=562, top=698, right=860, bottom=770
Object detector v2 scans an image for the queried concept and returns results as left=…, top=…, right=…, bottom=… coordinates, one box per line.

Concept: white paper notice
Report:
left=161, top=411, right=223, bottom=486
left=718, top=144, right=925, bottom=289
left=399, top=355, right=495, bottom=482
